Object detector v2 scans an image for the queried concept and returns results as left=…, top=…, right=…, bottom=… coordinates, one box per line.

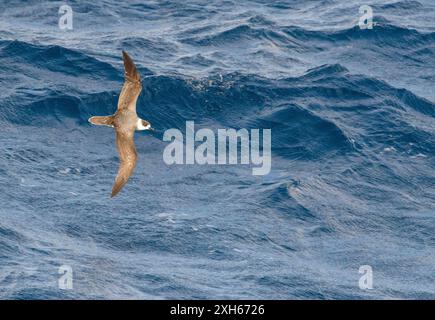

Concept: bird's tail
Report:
left=88, top=116, right=114, bottom=127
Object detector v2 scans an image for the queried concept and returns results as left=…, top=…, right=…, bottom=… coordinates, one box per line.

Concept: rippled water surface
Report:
left=0, top=0, right=434, bottom=299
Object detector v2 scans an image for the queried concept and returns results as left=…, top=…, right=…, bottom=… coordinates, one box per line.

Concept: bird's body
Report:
left=89, top=51, right=152, bottom=197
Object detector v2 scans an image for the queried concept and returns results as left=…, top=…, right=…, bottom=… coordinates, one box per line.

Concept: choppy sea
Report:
left=0, top=0, right=434, bottom=299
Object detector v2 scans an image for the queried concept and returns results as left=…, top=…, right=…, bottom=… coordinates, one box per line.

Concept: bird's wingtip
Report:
left=111, top=188, right=119, bottom=198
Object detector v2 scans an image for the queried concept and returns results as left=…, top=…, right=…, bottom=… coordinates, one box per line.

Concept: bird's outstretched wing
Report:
left=88, top=115, right=114, bottom=127
left=117, top=51, right=142, bottom=111
left=111, top=129, right=137, bottom=197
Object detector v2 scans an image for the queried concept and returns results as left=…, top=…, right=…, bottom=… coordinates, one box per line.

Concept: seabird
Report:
left=89, top=51, right=152, bottom=197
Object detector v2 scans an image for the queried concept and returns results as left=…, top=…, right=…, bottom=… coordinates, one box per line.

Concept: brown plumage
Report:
left=88, top=51, right=152, bottom=197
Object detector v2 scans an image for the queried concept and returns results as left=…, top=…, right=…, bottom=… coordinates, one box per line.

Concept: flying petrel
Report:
left=89, top=51, right=152, bottom=197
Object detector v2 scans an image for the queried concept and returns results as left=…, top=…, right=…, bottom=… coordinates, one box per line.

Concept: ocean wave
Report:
left=0, top=40, right=121, bottom=78
left=1, top=41, right=433, bottom=161
left=1, top=0, right=434, bottom=299
left=282, top=21, right=435, bottom=45
left=378, top=0, right=424, bottom=11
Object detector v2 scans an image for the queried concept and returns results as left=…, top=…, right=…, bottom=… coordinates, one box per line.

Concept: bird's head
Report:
left=137, top=119, right=153, bottom=131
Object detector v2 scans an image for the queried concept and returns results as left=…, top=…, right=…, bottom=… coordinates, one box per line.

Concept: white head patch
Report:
left=137, top=119, right=151, bottom=130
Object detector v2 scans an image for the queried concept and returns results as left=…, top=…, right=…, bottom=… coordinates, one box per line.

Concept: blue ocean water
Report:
left=0, top=0, right=434, bottom=299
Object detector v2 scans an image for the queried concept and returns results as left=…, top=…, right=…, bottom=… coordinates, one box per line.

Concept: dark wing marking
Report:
left=117, top=51, right=142, bottom=111
left=111, top=130, right=137, bottom=197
